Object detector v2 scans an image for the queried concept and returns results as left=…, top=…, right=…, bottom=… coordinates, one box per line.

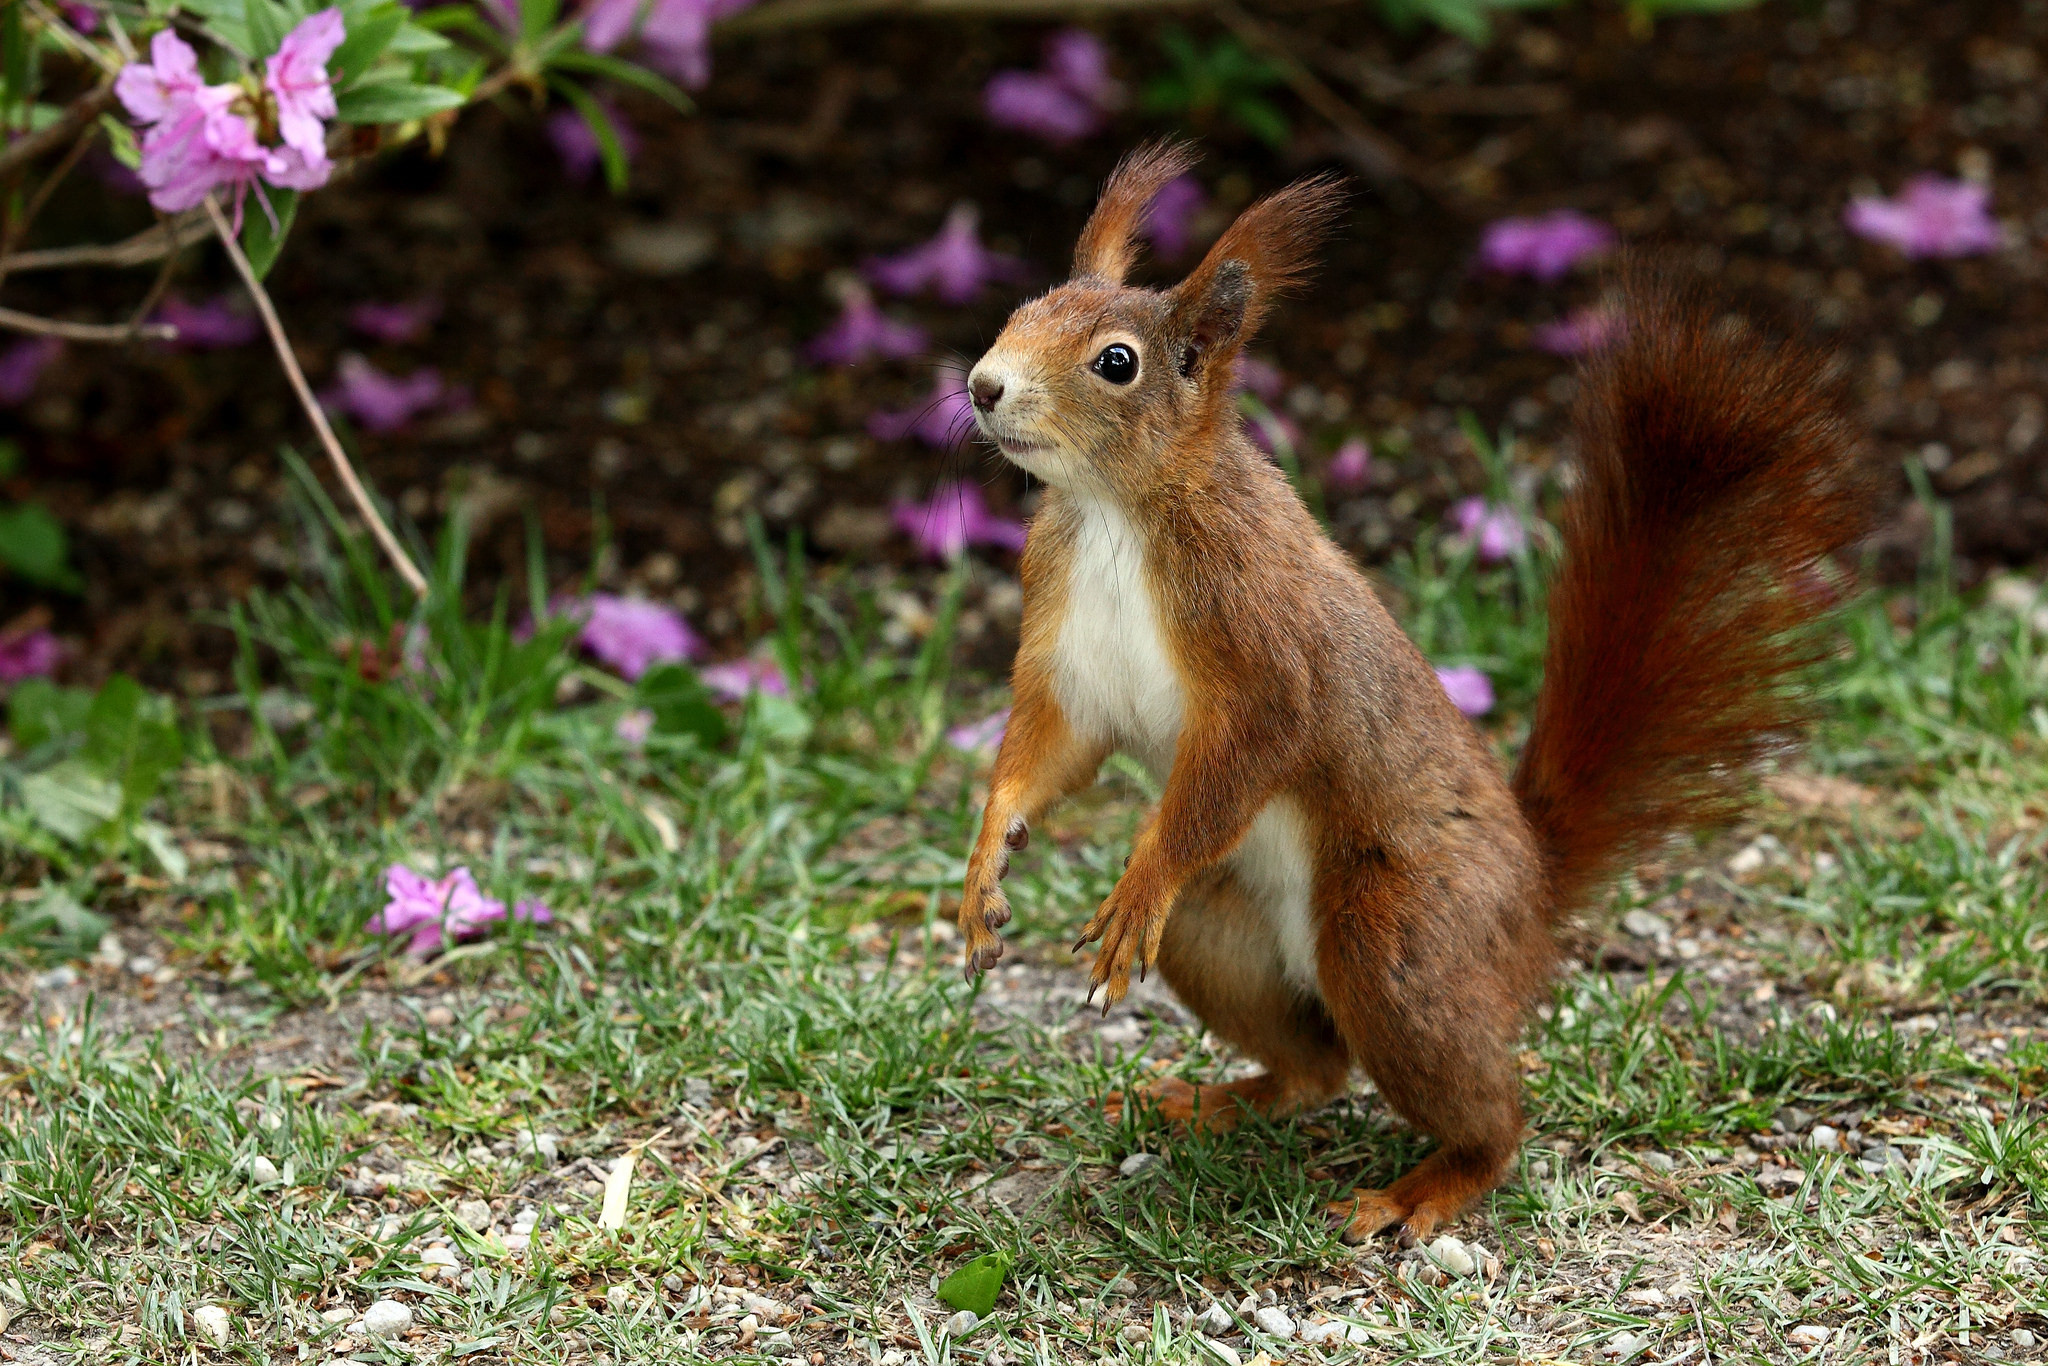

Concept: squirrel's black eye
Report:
left=1092, top=343, right=1138, bottom=385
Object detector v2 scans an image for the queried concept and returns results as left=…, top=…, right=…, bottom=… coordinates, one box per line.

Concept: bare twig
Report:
left=0, top=87, right=116, bottom=181
left=0, top=123, right=100, bottom=292
left=4, top=213, right=213, bottom=273
left=719, top=0, right=1198, bottom=36
left=123, top=227, right=186, bottom=333
left=0, top=305, right=175, bottom=342
left=203, top=195, right=429, bottom=598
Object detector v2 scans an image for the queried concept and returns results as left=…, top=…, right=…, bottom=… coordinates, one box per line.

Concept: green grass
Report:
left=2, top=484, right=2045, bottom=1362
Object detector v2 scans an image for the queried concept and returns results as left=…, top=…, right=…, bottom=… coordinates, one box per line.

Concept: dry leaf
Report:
left=600, top=1152, right=636, bottom=1230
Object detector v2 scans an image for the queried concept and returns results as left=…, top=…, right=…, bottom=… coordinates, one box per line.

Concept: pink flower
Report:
left=806, top=285, right=928, bottom=366
left=1844, top=176, right=2002, bottom=259
left=701, top=657, right=788, bottom=702
left=547, top=101, right=639, bottom=182
left=322, top=353, right=445, bottom=432
left=893, top=482, right=1027, bottom=561
left=616, top=707, right=655, bottom=748
left=113, top=28, right=206, bottom=125
left=984, top=29, right=1121, bottom=144
left=265, top=8, right=344, bottom=165
left=0, top=629, right=61, bottom=684
left=153, top=294, right=260, bottom=348
left=369, top=864, right=551, bottom=958
left=868, top=368, right=975, bottom=448
left=1530, top=306, right=1622, bottom=356
left=0, top=337, right=61, bottom=405
left=581, top=0, right=755, bottom=88
left=865, top=204, right=1027, bottom=305
left=1435, top=665, right=1493, bottom=717
left=348, top=298, right=440, bottom=343
left=572, top=594, right=700, bottom=679
left=1232, top=354, right=1284, bottom=400
left=947, top=708, right=1009, bottom=753
left=1326, top=437, right=1370, bottom=491
left=59, top=1, right=97, bottom=31
left=1450, top=497, right=1527, bottom=562
left=1476, top=210, right=1615, bottom=280
left=1143, top=173, right=1206, bottom=258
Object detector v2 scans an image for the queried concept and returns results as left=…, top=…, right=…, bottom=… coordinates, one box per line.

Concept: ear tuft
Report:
left=1072, top=140, right=1202, bottom=285
left=1168, top=174, right=1347, bottom=379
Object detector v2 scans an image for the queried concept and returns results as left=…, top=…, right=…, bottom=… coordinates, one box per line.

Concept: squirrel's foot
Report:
left=1102, top=1077, right=1247, bottom=1134
left=1327, top=1147, right=1504, bottom=1245
left=958, top=822, right=1027, bottom=979
left=1074, top=883, right=1170, bottom=1010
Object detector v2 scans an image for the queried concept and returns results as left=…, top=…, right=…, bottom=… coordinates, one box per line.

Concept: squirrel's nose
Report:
left=969, top=373, right=1005, bottom=412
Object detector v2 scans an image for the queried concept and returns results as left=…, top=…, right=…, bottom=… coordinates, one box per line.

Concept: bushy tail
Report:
left=1513, top=278, right=1876, bottom=922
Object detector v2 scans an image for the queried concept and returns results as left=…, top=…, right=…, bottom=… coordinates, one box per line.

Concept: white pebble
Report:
left=420, top=1245, right=459, bottom=1268
left=455, top=1199, right=492, bottom=1232
left=1638, top=1151, right=1676, bottom=1173
left=1201, top=1340, right=1242, bottom=1366
left=1602, top=1331, right=1648, bottom=1359
left=515, top=1130, right=561, bottom=1163
left=359, top=1299, right=412, bottom=1338
left=1788, top=1324, right=1830, bottom=1347
left=1300, top=1319, right=1370, bottom=1345
left=1103, top=1276, right=1137, bottom=1297
left=1425, top=1235, right=1476, bottom=1278
left=1193, top=1301, right=1232, bottom=1334
left=1121, top=1323, right=1151, bottom=1343
left=1119, top=1152, right=1164, bottom=1177
left=1253, top=1305, right=1296, bottom=1339
left=607, top=1285, right=635, bottom=1312
left=1809, top=1125, right=1842, bottom=1151
left=944, top=1309, right=979, bottom=1337
left=2012, top=1328, right=2037, bottom=1349
left=1621, top=909, right=1668, bottom=939
left=191, top=1304, right=231, bottom=1346
left=246, top=1155, right=281, bottom=1186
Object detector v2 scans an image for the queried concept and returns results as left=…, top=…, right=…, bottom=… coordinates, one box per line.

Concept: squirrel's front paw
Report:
left=958, top=878, right=1010, bottom=978
left=1073, top=883, right=1168, bottom=1011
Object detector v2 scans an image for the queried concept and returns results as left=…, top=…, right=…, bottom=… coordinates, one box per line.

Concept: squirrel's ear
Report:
left=1072, top=140, right=1201, bottom=285
left=1167, top=174, right=1347, bottom=381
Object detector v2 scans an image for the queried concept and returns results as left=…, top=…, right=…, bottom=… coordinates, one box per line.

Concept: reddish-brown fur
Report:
left=955, top=143, right=1874, bottom=1241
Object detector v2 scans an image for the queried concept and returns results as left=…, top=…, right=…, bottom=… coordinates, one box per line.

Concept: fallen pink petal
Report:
left=702, top=657, right=790, bottom=702
left=1531, top=306, right=1623, bottom=356
left=865, top=204, right=1027, bottom=304
left=868, top=368, right=975, bottom=448
left=153, top=294, right=261, bottom=349
left=0, top=629, right=61, bottom=684
left=947, top=708, right=1010, bottom=753
left=348, top=298, right=441, bottom=343
left=1326, top=437, right=1371, bottom=491
left=1451, top=497, right=1529, bottom=562
left=322, top=354, right=446, bottom=432
left=1476, top=210, right=1615, bottom=280
left=806, top=286, right=929, bottom=365
left=572, top=594, right=701, bottom=680
left=370, top=864, right=550, bottom=957
left=1436, top=665, right=1494, bottom=717
left=1844, top=176, right=2001, bottom=259
left=0, top=337, right=61, bottom=405
left=893, top=482, right=1028, bottom=561
left=985, top=73, right=1103, bottom=143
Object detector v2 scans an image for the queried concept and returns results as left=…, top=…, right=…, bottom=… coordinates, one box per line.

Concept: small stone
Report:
left=1121, top=1323, right=1151, bottom=1343
left=1809, top=1125, right=1842, bottom=1152
left=1193, top=1302, right=1232, bottom=1334
left=1775, top=1105, right=1813, bottom=1133
left=455, top=1199, right=492, bottom=1232
left=246, top=1155, right=281, bottom=1186
left=1236, top=1293, right=1259, bottom=1317
left=607, top=1285, right=635, bottom=1312
left=35, top=965, right=78, bottom=991
left=422, top=1005, right=456, bottom=1029
left=1119, top=1152, right=1164, bottom=1177
left=609, top=222, right=716, bottom=277
left=127, top=955, right=161, bottom=977
left=741, top=1291, right=792, bottom=1322
left=2012, top=1328, right=2037, bottom=1349
left=191, top=1304, right=231, bottom=1346
left=1253, top=1305, right=1296, bottom=1338
left=944, top=1309, right=980, bottom=1337
left=514, top=1131, right=560, bottom=1163
left=1756, top=1165, right=1804, bottom=1196
left=360, top=1299, right=412, bottom=1338
left=95, top=933, right=125, bottom=967
left=1424, top=1236, right=1476, bottom=1278
left=1202, top=1341, right=1242, bottom=1366
left=1103, top=1277, right=1137, bottom=1298
left=1300, top=1320, right=1370, bottom=1345
left=1788, top=1324, right=1830, bottom=1347
left=321, top=1307, right=353, bottom=1324
left=1602, top=1330, right=1648, bottom=1359
left=1638, top=1151, right=1676, bottom=1173
left=1621, top=909, right=1668, bottom=939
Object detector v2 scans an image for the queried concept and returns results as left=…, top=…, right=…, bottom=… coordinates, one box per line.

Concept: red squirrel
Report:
left=954, top=142, right=1873, bottom=1242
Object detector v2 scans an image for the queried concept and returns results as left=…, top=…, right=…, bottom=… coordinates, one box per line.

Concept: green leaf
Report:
left=80, top=675, right=184, bottom=817
left=1229, top=95, right=1291, bottom=149
left=2, top=2, right=27, bottom=116
left=331, top=4, right=408, bottom=87
left=334, top=78, right=466, bottom=123
left=20, top=762, right=124, bottom=843
left=241, top=188, right=299, bottom=281
left=7, top=679, right=91, bottom=753
left=547, top=79, right=629, bottom=193
left=136, top=820, right=191, bottom=879
left=13, top=885, right=110, bottom=947
left=518, top=0, right=562, bottom=43
left=0, top=503, right=81, bottom=590
left=546, top=51, right=692, bottom=116
left=749, top=692, right=811, bottom=746
left=936, top=1252, right=1010, bottom=1318
left=98, top=114, right=143, bottom=169
left=635, top=665, right=726, bottom=749
left=245, top=0, right=293, bottom=57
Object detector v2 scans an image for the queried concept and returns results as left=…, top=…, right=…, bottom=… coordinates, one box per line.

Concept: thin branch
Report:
left=719, top=0, right=1199, bottom=36
left=0, top=87, right=115, bottom=181
left=3, top=213, right=212, bottom=272
left=203, top=196, right=429, bottom=598
left=0, top=123, right=99, bottom=292
left=0, top=305, right=175, bottom=342
left=123, top=227, right=185, bottom=333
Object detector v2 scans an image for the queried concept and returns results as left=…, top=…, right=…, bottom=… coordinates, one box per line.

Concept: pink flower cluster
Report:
left=866, top=205, right=1027, bottom=305
left=0, top=628, right=61, bottom=684
left=807, top=285, right=928, bottom=366
left=893, top=482, right=1026, bottom=561
left=114, top=12, right=344, bottom=216
left=1435, top=665, right=1493, bottom=717
left=1450, top=497, right=1528, bottom=562
left=370, top=864, right=552, bottom=957
left=1844, top=176, right=2001, bottom=259
left=1475, top=210, right=1614, bottom=281
left=582, top=0, right=756, bottom=88
left=984, top=29, right=1123, bottom=144
left=571, top=594, right=701, bottom=679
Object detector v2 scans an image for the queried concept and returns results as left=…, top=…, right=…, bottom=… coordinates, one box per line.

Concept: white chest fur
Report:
left=1047, top=495, right=1323, bottom=998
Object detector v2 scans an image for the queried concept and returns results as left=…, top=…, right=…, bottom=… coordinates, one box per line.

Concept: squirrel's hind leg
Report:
left=1105, top=867, right=1350, bottom=1133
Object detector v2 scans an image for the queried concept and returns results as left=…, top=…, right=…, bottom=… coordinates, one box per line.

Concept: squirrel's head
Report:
left=968, top=142, right=1345, bottom=498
